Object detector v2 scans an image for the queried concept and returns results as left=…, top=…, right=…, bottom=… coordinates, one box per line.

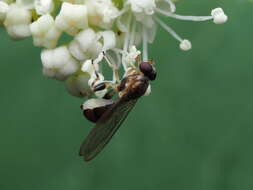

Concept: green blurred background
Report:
left=1, top=0, right=253, bottom=189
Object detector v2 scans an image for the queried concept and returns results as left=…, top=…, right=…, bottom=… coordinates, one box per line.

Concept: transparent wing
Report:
left=79, top=96, right=138, bottom=162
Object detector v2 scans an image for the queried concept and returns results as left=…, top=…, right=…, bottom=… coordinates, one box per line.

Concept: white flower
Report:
left=65, top=71, right=91, bottom=97
left=41, top=46, right=79, bottom=80
left=81, top=59, right=97, bottom=76
left=69, top=28, right=102, bottom=61
left=98, top=30, right=116, bottom=51
left=123, top=46, right=141, bottom=67
left=55, top=2, right=88, bottom=35
left=30, top=14, right=61, bottom=48
left=85, top=0, right=119, bottom=28
left=34, top=0, right=54, bottom=15
left=128, top=0, right=156, bottom=15
left=179, top=39, right=192, bottom=51
left=69, top=28, right=116, bottom=61
left=4, top=4, right=31, bottom=39
left=0, top=1, right=9, bottom=22
left=211, top=8, right=228, bottom=24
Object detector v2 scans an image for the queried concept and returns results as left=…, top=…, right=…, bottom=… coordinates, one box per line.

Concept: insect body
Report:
left=79, top=61, right=156, bottom=162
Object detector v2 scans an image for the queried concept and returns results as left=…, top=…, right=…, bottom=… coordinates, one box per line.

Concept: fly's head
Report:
left=139, top=61, right=157, bottom=81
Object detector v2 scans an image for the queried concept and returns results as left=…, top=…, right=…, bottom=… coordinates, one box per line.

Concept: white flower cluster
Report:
left=0, top=0, right=228, bottom=99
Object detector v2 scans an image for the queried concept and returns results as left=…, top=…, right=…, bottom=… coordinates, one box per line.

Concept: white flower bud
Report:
left=86, top=0, right=119, bottom=28
left=65, top=71, right=91, bottom=97
left=76, top=28, right=97, bottom=52
left=211, top=8, right=228, bottom=24
left=0, top=1, right=9, bottom=22
left=99, top=30, right=116, bottom=51
left=128, top=0, right=156, bottom=15
left=35, top=0, right=54, bottom=15
left=68, top=28, right=103, bottom=61
left=88, top=41, right=103, bottom=59
left=68, top=40, right=88, bottom=61
left=4, top=5, right=31, bottom=39
left=55, top=2, right=88, bottom=35
left=41, top=46, right=79, bottom=80
left=180, top=39, right=192, bottom=51
left=30, top=14, right=61, bottom=48
left=123, top=46, right=141, bottom=66
left=81, top=59, right=95, bottom=76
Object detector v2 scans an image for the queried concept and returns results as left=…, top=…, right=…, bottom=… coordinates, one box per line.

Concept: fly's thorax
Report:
left=118, top=72, right=149, bottom=100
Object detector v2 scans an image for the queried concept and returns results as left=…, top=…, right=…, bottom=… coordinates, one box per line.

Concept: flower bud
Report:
left=85, top=0, right=119, bottom=28
left=180, top=39, right=192, bottom=51
left=55, top=2, right=88, bottom=35
left=65, top=71, right=91, bottom=97
left=211, top=8, right=228, bottom=24
left=81, top=59, right=96, bottom=75
left=30, top=14, right=61, bottom=48
left=35, top=0, right=54, bottom=15
left=99, top=30, right=116, bottom=51
left=128, top=0, right=156, bottom=15
left=41, top=46, right=79, bottom=81
left=69, top=28, right=103, bottom=61
left=4, top=5, right=31, bottom=39
left=123, top=46, right=141, bottom=66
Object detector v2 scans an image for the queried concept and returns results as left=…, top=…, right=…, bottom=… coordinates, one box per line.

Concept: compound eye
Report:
left=139, top=62, right=157, bottom=81
left=139, top=62, right=152, bottom=73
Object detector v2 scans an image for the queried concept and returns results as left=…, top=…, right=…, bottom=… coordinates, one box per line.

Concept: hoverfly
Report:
left=79, top=59, right=157, bottom=162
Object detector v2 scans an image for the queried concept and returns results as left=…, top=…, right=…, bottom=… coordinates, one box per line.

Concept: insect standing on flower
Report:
left=79, top=57, right=157, bottom=162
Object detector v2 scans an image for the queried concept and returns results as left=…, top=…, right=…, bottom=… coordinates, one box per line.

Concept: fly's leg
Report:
left=92, top=52, right=120, bottom=95
left=103, top=51, right=120, bottom=84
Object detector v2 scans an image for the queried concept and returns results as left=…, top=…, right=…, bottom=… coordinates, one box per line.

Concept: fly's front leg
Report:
left=103, top=51, right=121, bottom=84
left=92, top=80, right=118, bottom=100
left=92, top=80, right=117, bottom=92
